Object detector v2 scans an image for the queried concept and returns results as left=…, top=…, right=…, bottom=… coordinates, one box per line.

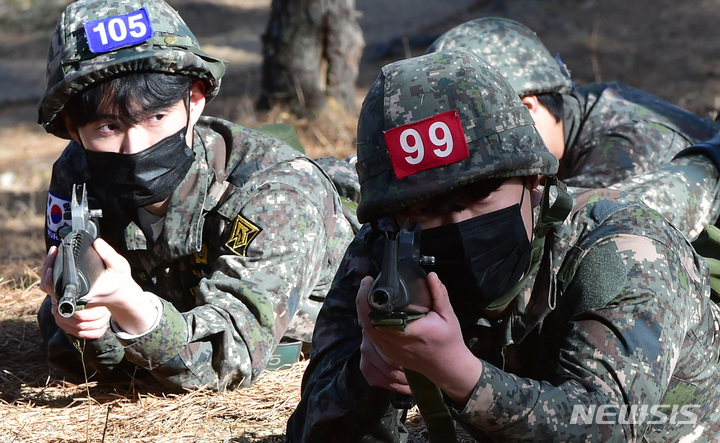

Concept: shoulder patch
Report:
left=565, top=247, right=627, bottom=315
left=224, top=214, right=262, bottom=257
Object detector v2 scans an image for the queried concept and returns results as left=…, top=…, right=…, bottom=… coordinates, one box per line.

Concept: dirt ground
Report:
left=2, top=0, right=720, bottom=440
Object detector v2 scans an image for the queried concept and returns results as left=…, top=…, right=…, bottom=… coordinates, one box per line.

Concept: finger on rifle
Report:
left=92, top=237, right=128, bottom=272
left=426, top=271, right=453, bottom=319
left=355, top=275, right=375, bottom=330
left=40, top=245, right=58, bottom=295
left=359, top=330, right=410, bottom=394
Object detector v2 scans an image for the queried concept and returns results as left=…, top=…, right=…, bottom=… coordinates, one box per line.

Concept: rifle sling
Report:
left=404, top=368, right=457, bottom=442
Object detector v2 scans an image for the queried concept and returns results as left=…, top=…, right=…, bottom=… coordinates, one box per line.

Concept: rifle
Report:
left=52, top=184, right=105, bottom=318
left=367, top=221, right=457, bottom=442
left=368, top=220, right=434, bottom=331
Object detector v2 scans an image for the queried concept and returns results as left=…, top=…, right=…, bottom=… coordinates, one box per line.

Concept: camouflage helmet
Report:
left=355, top=49, right=558, bottom=223
left=38, top=0, right=226, bottom=138
left=427, top=17, right=572, bottom=97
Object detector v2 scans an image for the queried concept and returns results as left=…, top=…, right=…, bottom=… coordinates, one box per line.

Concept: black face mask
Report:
left=84, top=127, right=195, bottom=208
left=419, top=203, right=532, bottom=311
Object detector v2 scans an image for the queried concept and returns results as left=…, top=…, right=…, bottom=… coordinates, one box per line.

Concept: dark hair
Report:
left=64, top=72, right=193, bottom=128
left=536, top=92, right=564, bottom=123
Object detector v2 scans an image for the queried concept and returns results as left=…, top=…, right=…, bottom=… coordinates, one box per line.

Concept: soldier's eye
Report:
left=97, top=122, right=119, bottom=133
left=436, top=200, right=465, bottom=214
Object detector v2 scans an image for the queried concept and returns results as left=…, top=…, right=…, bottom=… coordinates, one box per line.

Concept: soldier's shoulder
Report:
left=559, top=188, right=672, bottom=248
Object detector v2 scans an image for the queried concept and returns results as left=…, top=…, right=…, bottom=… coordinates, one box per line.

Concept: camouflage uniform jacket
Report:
left=40, top=116, right=354, bottom=391
left=562, top=81, right=718, bottom=189
left=286, top=187, right=720, bottom=442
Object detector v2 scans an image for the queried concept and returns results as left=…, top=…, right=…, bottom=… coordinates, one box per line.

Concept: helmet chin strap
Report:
left=484, top=176, right=572, bottom=312
left=522, top=176, right=534, bottom=239
left=534, top=175, right=573, bottom=238
left=184, top=90, right=192, bottom=142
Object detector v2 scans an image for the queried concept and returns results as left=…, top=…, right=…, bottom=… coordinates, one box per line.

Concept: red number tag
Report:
left=384, top=110, right=469, bottom=179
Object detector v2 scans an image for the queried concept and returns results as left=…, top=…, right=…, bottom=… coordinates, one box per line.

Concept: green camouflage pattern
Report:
left=562, top=82, right=719, bottom=189
left=39, top=117, right=354, bottom=391
left=39, top=0, right=226, bottom=139
left=427, top=17, right=573, bottom=97
left=313, top=155, right=361, bottom=204
left=287, top=188, right=720, bottom=441
left=609, top=152, right=720, bottom=241
left=355, top=49, right=558, bottom=223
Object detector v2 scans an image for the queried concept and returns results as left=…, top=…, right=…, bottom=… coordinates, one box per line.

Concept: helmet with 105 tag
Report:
left=38, top=0, right=226, bottom=139
left=355, top=49, right=558, bottom=223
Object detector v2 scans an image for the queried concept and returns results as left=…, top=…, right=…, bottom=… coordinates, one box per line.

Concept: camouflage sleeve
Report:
left=286, top=226, right=408, bottom=442
left=117, top=160, right=348, bottom=391
left=563, top=121, right=693, bottom=189
left=40, top=300, right=137, bottom=381
left=608, top=153, right=720, bottom=240
left=312, top=155, right=361, bottom=203
left=456, top=232, right=709, bottom=441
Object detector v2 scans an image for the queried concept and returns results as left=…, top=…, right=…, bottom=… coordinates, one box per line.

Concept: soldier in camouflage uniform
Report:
left=286, top=50, right=720, bottom=441
left=427, top=18, right=720, bottom=237
left=36, top=0, right=353, bottom=391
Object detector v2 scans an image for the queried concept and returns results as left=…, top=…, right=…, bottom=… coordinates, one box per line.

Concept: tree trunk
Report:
left=259, top=0, right=364, bottom=117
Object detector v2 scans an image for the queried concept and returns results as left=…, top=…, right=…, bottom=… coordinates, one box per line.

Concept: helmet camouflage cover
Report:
left=427, top=17, right=573, bottom=97
left=355, top=49, right=558, bottom=223
left=38, top=0, right=226, bottom=138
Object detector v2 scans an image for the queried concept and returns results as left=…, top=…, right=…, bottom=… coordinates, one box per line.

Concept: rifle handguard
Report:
left=54, top=230, right=105, bottom=317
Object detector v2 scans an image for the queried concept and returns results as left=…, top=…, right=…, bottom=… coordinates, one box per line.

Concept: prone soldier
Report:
left=287, top=49, right=720, bottom=441
left=37, top=0, right=354, bottom=391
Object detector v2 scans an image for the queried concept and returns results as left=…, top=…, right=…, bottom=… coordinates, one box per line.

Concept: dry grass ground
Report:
left=0, top=283, right=461, bottom=443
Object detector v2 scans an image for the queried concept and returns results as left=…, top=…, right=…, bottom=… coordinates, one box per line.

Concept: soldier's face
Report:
left=67, top=80, right=206, bottom=154
left=76, top=99, right=188, bottom=154
left=397, top=177, right=535, bottom=242
left=520, top=95, right=566, bottom=166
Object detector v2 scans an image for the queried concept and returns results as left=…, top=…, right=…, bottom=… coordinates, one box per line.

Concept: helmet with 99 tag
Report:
left=355, top=49, right=558, bottom=223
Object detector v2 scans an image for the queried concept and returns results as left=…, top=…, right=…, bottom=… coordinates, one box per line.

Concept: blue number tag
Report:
left=84, top=7, right=153, bottom=54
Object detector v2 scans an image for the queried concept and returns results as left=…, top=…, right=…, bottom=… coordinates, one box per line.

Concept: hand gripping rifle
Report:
left=368, top=221, right=457, bottom=442
left=52, top=184, right=105, bottom=318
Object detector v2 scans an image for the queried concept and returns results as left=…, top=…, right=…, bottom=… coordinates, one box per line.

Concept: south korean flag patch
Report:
left=46, top=191, right=70, bottom=243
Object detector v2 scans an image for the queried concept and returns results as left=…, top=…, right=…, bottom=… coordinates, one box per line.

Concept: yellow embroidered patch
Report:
left=225, top=214, right=261, bottom=256
left=193, top=243, right=209, bottom=265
